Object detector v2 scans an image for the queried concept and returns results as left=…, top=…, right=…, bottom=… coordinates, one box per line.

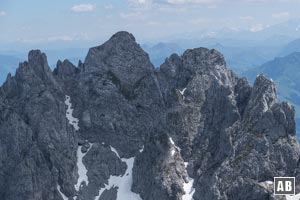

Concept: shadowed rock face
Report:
left=0, top=31, right=299, bottom=200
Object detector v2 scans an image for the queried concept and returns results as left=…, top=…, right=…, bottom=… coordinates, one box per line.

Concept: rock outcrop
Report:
left=0, top=31, right=299, bottom=200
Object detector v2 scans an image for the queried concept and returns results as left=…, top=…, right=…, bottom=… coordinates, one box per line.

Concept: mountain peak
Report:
left=53, top=59, right=77, bottom=80
left=27, top=50, right=49, bottom=72
left=243, top=74, right=277, bottom=125
left=182, top=47, right=226, bottom=68
left=252, top=74, right=277, bottom=102
left=15, top=50, right=56, bottom=86
left=109, top=31, right=136, bottom=43
left=84, top=31, right=154, bottom=89
left=28, top=50, right=46, bottom=63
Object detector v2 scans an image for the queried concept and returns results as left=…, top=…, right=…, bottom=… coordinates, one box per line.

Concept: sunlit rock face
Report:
left=0, top=31, right=299, bottom=200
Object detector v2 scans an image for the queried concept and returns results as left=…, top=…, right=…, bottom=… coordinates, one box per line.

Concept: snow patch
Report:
left=265, top=181, right=273, bottom=185
left=258, top=180, right=273, bottom=189
left=57, top=184, right=68, bottom=200
left=110, top=146, right=121, bottom=158
left=179, top=88, right=187, bottom=96
left=139, top=146, right=144, bottom=153
left=65, top=95, right=79, bottom=131
left=182, top=162, right=195, bottom=200
left=286, top=193, right=300, bottom=200
left=169, top=137, right=175, bottom=145
left=169, top=137, right=180, bottom=156
left=65, top=95, right=92, bottom=197
left=94, top=146, right=142, bottom=200
left=171, top=149, right=176, bottom=156
left=169, top=137, right=195, bottom=200
left=75, top=143, right=93, bottom=191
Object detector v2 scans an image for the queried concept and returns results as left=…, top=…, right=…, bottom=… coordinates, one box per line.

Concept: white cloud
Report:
left=136, top=0, right=148, bottom=3
left=71, top=4, right=96, bottom=13
left=158, top=6, right=187, bottom=12
left=120, top=12, right=142, bottom=19
left=129, top=0, right=152, bottom=6
left=240, top=16, right=255, bottom=20
left=249, top=23, right=269, bottom=32
left=0, top=11, right=6, bottom=16
left=272, top=12, right=290, bottom=19
left=47, top=35, right=74, bottom=41
left=166, top=0, right=220, bottom=4
left=129, top=0, right=299, bottom=6
left=105, top=4, right=114, bottom=9
left=147, top=21, right=159, bottom=25
left=188, top=18, right=211, bottom=24
left=207, top=4, right=217, bottom=8
left=15, top=35, right=74, bottom=43
left=245, top=0, right=297, bottom=2
left=47, top=33, right=89, bottom=42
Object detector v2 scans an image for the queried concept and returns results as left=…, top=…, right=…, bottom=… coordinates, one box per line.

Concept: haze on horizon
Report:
left=1, top=0, right=300, bottom=52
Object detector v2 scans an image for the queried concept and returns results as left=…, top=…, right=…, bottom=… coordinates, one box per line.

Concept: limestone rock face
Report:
left=132, top=131, right=186, bottom=200
left=84, top=31, right=154, bottom=90
left=0, top=31, right=299, bottom=200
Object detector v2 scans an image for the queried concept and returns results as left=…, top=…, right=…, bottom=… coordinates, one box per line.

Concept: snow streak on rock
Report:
left=179, top=88, right=187, bottom=96
left=75, top=143, right=93, bottom=191
left=258, top=180, right=273, bottom=189
left=94, top=146, right=142, bottom=200
left=57, top=184, right=68, bottom=200
left=169, top=137, right=195, bottom=200
left=65, top=95, right=79, bottom=131
left=182, top=162, right=195, bottom=200
left=169, top=137, right=180, bottom=156
left=65, top=95, right=92, bottom=193
left=286, top=193, right=300, bottom=200
left=139, top=146, right=144, bottom=153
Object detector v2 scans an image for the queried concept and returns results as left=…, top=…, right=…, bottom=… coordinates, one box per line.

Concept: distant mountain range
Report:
left=142, top=43, right=184, bottom=67
left=279, top=38, right=300, bottom=57
left=166, top=19, right=300, bottom=46
left=0, top=54, right=22, bottom=83
left=211, top=44, right=281, bottom=74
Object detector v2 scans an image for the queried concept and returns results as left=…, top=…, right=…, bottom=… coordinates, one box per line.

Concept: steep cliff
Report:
left=0, top=31, right=299, bottom=200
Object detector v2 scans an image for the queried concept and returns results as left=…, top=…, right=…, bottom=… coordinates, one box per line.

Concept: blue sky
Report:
left=0, top=0, right=300, bottom=47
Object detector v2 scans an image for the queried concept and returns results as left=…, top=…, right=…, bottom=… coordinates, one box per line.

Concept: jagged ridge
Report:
left=0, top=31, right=299, bottom=200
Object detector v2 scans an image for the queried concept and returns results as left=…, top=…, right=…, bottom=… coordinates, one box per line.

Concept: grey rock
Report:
left=98, top=188, right=118, bottom=200
left=53, top=59, right=77, bottom=80
left=0, top=31, right=299, bottom=200
left=132, top=131, right=186, bottom=200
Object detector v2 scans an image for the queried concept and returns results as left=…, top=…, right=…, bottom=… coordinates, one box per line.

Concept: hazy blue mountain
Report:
left=142, top=42, right=184, bottom=67
left=0, top=54, right=22, bottom=84
left=242, top=52, right=300, bottom=133
left=165, top=19, right=299, bottom=49
left=279, top=38, right=300, bottom=56
left=254, top=19, right=300, bottom=40
left=211, top=44, right=282, bottom=74
left=43, top=48, right=87, bottom=66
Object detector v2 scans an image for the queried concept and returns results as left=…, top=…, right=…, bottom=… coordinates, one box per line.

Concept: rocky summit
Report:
left=0, top=31, right=299, bottom=200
